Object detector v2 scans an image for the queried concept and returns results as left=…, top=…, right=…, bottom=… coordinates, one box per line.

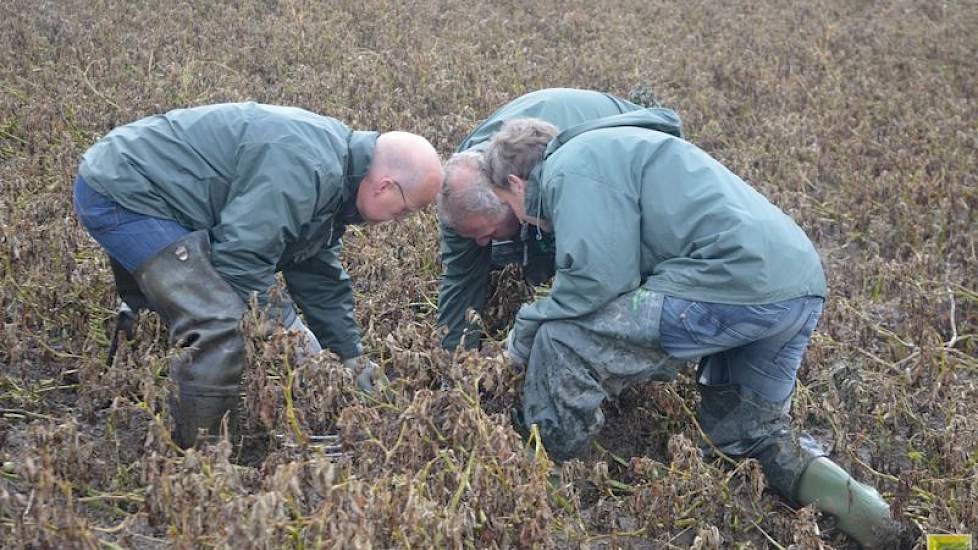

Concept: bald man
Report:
left=73, top=102, right=442, bottom=447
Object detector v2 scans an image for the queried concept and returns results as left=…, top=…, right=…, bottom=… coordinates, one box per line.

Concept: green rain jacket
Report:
left=508, top=110, right=828, bottom=358
left=438, top=88, right=666, bottom=350
left=79, top=102, right=372, bottom=359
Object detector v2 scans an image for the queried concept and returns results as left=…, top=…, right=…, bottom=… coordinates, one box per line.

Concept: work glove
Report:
left=342, top=356, right=386, bottom=395
left=504, top=328, right=529, bottom=369
left=287, top=316, right=323, bottom=364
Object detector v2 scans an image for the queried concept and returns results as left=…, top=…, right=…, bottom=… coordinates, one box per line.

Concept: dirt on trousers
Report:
left=2, top=0, right=978, bottom=548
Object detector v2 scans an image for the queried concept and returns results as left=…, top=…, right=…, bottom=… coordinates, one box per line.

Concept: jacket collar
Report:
left=341, top=131, right=379, bottom=225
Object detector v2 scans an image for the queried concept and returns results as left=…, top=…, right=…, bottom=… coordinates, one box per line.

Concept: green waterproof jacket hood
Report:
left=525, top=108, right=684, bottom=225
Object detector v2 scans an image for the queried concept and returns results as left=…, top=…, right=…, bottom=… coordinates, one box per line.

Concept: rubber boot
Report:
left=698, top=379, right=906, bottom=548
left=134, top=231, right=247, bottom=448
left=696, top=380, right=826, bottom=497
left=107, top=256, right=154, bottom=366
left=796, top=457, right=904, bottom=549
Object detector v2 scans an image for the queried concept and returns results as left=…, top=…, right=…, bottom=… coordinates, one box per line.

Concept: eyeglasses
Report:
left=392, top=179, right=415, bottom=216
left=392, top=179, right=408, bottom=208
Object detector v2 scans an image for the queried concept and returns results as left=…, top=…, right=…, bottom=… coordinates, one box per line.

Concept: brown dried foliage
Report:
left=2, top=0, right=977, bottom=548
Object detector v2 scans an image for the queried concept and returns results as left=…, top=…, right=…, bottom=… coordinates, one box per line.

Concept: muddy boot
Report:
left=698, top=381, right=906, bottom=548
left=697, top=381, right=825, bottom=496
left=796, top=457, right=906, bottom=549
left=134, top=231, right=247, bottom=449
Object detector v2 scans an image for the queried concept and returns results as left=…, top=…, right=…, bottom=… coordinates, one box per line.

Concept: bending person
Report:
left=457, top=114, right=904, bottom=548
left=74, top=102, right=442, bottom=447
left=437, top=88, right=676, bottom=350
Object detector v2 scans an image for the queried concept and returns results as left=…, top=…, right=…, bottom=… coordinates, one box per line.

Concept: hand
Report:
left=342, top=356, right=386, bottom=395
left=504, top=328, right=528, bottom=368
left=287, top=316, right=323, bottom=364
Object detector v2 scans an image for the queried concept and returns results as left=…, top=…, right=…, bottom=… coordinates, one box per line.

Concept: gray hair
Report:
left=485, top=118, right=558, bottom=190
left=438, top=151, right=508, bottom=229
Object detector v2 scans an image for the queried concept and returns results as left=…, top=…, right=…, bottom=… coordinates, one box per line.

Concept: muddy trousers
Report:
left=521, top=282, right=826, bottom=500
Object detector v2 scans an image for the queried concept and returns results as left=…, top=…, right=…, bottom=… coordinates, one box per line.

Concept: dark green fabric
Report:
left=80, top=102, right=374, bottom=358
left=438, top=227, right=492, bottom=350
left=283, top=239, right=362, bottom=359
left=438, top=89, right=652, bottom=350
left=510, top=111, right=827, bottom=355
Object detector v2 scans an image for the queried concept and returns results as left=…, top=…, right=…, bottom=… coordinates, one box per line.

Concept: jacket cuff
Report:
left=512, top=315, right=538, bottom=361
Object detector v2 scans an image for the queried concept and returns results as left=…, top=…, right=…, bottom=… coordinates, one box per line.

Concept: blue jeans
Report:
left=72, top=175, right=191, bottom=272
left=658, top=296, right=824, bottom=402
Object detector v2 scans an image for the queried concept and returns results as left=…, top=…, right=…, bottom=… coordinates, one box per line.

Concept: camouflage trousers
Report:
left=521, top=282, right=827, bottom=500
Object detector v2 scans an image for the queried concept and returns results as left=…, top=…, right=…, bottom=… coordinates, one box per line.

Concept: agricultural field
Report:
left=1, top=0, right=977, bottom=547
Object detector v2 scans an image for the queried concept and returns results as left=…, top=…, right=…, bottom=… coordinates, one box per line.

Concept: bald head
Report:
left=374, top=131, right=443, bottom=203
left=356, top=131, right=443, bottom=224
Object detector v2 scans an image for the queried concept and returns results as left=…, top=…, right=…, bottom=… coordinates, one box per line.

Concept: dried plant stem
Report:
left=281, top=356, right=305, bottom=444
left=1, top=408, right=55, bottom=420
left=664, top=387, right=738, bottom=467
left=76, top=62, right=123, bottom=112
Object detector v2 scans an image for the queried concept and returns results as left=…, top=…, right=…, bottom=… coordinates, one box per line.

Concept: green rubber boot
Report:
left=796, top=457, right=904, bottom=548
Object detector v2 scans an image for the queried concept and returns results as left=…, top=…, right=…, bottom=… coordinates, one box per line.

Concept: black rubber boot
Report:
left=106, top=256, right=153, bottom=366
left=134, top=231, right=247, bottom=448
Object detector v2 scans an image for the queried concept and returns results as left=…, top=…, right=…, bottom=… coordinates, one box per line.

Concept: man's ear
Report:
left=373, top=176, right=393, bottom=197
left=507, top=174, right=524, bottom=193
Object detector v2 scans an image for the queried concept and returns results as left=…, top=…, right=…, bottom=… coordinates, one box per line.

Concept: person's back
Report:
left=455, top=88, right=647, bottom=153
left=80, top=102, right=353, bottom=230
left=537, top=125, right=826, bottom=306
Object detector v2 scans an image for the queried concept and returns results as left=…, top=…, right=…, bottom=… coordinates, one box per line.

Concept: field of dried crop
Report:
left=2, top=0, right=977, bottom=548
